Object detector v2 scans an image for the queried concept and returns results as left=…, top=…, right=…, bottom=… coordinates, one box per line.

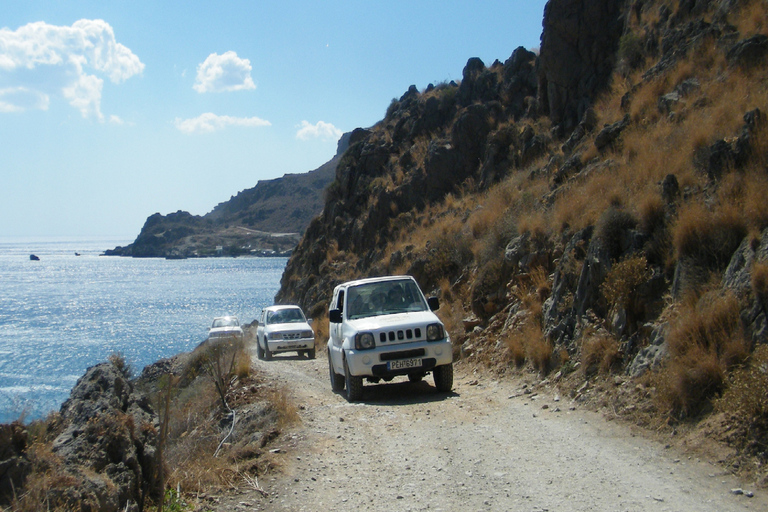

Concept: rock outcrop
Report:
left=538, top=0, right=628, bottom=131
left=0, top=363, right=161, bottom=511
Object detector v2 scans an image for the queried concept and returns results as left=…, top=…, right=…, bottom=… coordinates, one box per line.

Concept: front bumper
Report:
left=345, top=339, right=452, bottom=377
left=267, top=338, right=315, bottom=353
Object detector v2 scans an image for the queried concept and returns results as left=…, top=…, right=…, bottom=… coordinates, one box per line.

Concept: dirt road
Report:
left=216, top=350, right=765, bottom=512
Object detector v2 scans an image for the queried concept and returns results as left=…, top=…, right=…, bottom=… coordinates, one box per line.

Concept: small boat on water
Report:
left=29, top=254, right=40, bottom=261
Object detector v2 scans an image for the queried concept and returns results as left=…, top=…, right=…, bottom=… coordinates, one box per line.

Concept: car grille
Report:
left=379, top=348, right=426, bottom=361
left=378, top=328, right=423, bottom=343
left=282, top=332, right=302, bottom=340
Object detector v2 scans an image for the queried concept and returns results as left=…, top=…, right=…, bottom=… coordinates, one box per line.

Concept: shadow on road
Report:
left=333, top=379, right=460, bottom=406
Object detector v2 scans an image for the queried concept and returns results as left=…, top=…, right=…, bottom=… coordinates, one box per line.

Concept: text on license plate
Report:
left=388, top=358, right=422, bottom=370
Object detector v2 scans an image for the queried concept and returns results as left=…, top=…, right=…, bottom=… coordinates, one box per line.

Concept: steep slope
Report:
left=106, top=133, right=350, bottom=258
left=278, top=0, right=768, bottom=485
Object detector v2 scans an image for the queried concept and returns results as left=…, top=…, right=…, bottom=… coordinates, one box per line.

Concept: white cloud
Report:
left=193, top=51, right=256, bottom=93
left=174, top=113, right=271, bottom=134
left=0, top=87, right=49, bottom=112
left=0, top=19, right=144, bottom=119
left=109, top=114, right=124, bottom=125
left=296, top=120, right=343, bottom=141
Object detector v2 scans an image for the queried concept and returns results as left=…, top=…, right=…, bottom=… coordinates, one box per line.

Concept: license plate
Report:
left=388, top=358, right=422, bottom=370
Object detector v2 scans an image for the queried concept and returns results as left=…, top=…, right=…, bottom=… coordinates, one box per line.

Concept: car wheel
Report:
left=329, top=350, right=345, bottom=392
left=256, top=340, right=265, bottom=360
left=433, top=363, right=453, bottom=392
left=344, top=358, right=363, bottom=402
left=263, top=338, right=272, bottom=361
left=408, top=373, right=424, bottom=383
left=308, top=347, right=316, bottom=359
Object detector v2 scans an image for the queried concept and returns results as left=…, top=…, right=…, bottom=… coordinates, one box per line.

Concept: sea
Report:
left=0, top=236, right=287, bottom=424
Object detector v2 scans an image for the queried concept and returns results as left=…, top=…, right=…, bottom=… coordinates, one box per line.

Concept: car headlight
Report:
left=267, top=332, right=283, bottom=340
left=426, top=323, right=445, bottom=341
left=301, top=330, right=315, bottom=339
left=354, top=332, right=375, bottom=350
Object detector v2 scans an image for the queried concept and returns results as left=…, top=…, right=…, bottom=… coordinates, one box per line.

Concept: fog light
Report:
left=363, top=355, right=372, bottom=365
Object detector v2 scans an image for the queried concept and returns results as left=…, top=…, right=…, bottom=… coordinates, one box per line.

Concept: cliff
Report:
left=278, top=0, right=768, bottom=484
left=105, top=133, right=351, bottom=258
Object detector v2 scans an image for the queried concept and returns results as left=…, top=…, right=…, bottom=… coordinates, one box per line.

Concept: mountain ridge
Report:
left=105, top=132, right=351, bottom=258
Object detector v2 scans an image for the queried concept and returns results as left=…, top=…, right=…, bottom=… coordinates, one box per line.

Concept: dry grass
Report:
left=601, top=255, right=649, bottom=313
left=731, top=0, right=768, bottom=37
left=512, top=266, right=551, bottom=324
left=581, top=334, right=622, bottom=377
left=672, top=201, right=747, bottom=271
left=715, top=344, right=768, bottom=468
left=654, top=289, right=751, bottom=418
left=505, top=321, right=554, bottom=374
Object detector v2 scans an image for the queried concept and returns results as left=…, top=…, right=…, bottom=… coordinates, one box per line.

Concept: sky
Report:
left=0, top=0, right=548, bottom=238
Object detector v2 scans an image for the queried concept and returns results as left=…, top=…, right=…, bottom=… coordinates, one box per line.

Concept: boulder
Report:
left=50, top=362, right=160, bottom=511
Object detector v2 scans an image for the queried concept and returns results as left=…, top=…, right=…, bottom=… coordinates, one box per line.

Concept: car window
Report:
left=267, top=308, right=306, bottom=324
left=346, top=279, right=427, bottom=319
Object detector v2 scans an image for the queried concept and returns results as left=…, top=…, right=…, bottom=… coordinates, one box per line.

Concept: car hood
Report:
left=345, top=310, right=441, bottom=332
left=264, top=322, right=313, bottom=332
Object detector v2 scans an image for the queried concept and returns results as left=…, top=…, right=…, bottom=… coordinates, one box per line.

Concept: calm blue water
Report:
left=0, top=236, right=287, bottom=424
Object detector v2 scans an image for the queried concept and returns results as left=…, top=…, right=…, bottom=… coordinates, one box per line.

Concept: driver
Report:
left=387, top=285, right=405, bottom=309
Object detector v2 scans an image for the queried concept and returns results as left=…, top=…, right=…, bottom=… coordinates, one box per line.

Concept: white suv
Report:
left=327, top=275, right=453, bottom=401
left=256, top=305, right=316, bottom=360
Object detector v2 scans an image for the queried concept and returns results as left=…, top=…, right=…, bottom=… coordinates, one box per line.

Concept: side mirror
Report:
left=428, top=296, right=440, bottom=311
left=329, top=309, right=342, bottom=324
left=307, top=318, right=314, bottom=325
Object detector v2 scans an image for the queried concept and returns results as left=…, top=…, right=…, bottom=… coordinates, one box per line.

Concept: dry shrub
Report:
left=513, top=266, right=551, bottom=323
left=581, top=334, right=622, bottom=377
left=715, top=344, right=768, bottom=459
left=601, top=255, right=649, bottom=313
left=312, top=313, right=330, bottom=349
left=743, top=172, right=768, bottom=231
left=638, top=192, right=666, bottom=234
left=656, top=290, right=751, bottom=418
left=510, top=321, right=553, bottom=374
left=234, top=349, right=251, bottom=380
left=731, top=0, right=768, bottom=36
left=264, top=385, right=300, bottom=429
left=752, top=262, right=768, bottom=306
left=505, top=331, right=527, bottom=368
left=673, top=202, right=747, bottom=271
left=594, top=207, right=638, bottom=260
left=655, top=346, right=726, bottom=419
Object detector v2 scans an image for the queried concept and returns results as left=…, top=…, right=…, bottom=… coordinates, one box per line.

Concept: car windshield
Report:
left=346, top=279, right=428, bottom=320
left=266, top=308, right=306, bottom=324
left=212, top=318, right=238, bottom=328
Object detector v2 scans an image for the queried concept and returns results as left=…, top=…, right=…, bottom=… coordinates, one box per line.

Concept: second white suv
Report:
left=256, top=305, right=315, bottom=360
left=327, top=275, right=453, bottom=401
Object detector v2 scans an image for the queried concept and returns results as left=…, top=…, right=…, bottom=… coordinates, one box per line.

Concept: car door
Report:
left=256, top=310, right=265, bottom=349
left=329, top=288, right=345, bottom=371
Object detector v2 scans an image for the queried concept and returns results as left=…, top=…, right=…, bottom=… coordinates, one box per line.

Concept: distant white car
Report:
left=256, top=305, right=315, bottom=360
left=208, top=316, right=244, bottom=341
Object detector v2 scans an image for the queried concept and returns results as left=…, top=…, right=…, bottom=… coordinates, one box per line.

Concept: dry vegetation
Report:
left=342, top=0, right=768, bottom=485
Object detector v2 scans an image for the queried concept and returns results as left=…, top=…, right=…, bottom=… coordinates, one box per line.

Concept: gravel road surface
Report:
left=212, top=349, right=765, bottom=512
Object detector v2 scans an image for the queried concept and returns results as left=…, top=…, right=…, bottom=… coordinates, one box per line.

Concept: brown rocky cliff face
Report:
left=538, top=0, right=627, bottom=132
left=276, top=0, right=627, bottom=313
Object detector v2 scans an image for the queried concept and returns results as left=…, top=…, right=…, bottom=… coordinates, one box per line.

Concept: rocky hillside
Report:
left=105, top=133, right=351, bottom=258
left=278, top=0, right=768, bottom=484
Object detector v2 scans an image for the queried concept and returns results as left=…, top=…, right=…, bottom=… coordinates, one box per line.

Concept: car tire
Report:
left=256, top=340, right=265, bottom=360
left=344, top=357, right=363, bottom=402
left=329, top=350, right=345, bottom=392
left=263, top=338, right=272, bottom=361
left=308, top=347, right=316, bottom=359
left=433, top=363, right=453, bottom=392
